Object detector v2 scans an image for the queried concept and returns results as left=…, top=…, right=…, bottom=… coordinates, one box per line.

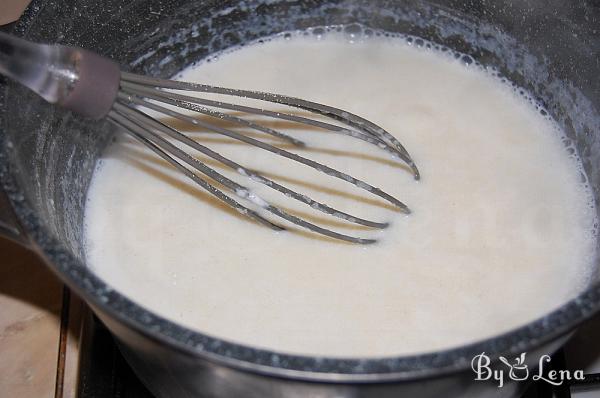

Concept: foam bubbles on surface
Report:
left=87, top=28, right=598, bottom=357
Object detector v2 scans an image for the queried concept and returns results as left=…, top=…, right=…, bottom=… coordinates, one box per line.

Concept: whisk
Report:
left=0, top=32, right=419, bottom=244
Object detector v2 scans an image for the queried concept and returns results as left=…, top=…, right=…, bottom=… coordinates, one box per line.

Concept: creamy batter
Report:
left=84, top=29, right=597, bottom=357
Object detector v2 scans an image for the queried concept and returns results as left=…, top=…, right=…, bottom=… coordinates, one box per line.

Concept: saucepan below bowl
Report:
left=1, top=0, right=599, bottom=397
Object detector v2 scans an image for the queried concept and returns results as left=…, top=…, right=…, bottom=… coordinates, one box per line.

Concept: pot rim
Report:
left=4, top=165, right=599, bottom=383
left=2, top=0, right=600, bottom=383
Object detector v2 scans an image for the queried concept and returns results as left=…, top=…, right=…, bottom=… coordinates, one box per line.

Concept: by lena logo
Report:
left=471, top=352, right=584, bottom=388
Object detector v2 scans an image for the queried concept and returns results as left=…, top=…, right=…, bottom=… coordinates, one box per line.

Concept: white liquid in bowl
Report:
left=84, top=31, right=597, bottom=357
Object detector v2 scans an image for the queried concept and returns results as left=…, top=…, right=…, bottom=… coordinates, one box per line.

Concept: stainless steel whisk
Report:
left=0, top=32, right=419, bottom=244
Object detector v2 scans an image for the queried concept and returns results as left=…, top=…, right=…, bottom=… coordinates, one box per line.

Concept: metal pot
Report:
left=1, top=1, right=599, bottom=397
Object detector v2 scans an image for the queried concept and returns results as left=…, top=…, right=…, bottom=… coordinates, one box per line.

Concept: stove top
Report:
left=56, top=290, right=600, bottom=398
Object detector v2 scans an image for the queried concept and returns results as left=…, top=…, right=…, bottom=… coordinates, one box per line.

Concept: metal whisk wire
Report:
left=105, top=73, right=419, bottom=244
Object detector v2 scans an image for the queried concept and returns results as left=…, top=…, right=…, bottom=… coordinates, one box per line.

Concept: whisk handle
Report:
left=0, top=31, right=119, bottom=119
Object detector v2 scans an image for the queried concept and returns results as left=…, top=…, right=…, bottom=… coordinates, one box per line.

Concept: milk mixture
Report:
left=84, top=30, right=597, bottom=357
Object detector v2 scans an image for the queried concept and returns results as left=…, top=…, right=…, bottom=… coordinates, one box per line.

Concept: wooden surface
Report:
left=0, top=0, right=32, bottom=25
left=0, top=237, right=64, bottom=398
